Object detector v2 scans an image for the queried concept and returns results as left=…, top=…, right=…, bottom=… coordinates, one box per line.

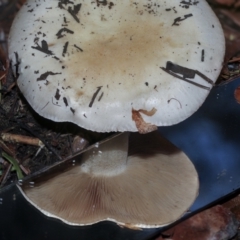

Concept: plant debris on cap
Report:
left=18, top=132, right=199, bottom=228
left=9, top=0, right=225, bottom=133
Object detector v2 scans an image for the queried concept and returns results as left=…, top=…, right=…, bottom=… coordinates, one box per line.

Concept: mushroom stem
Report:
left=81, top=132, right=129, bottom=176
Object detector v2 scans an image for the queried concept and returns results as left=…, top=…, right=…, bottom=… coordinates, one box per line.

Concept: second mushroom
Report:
left=19, top=132, right=199, bottom=228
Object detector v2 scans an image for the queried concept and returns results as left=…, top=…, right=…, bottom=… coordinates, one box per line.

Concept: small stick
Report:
left=228, top=57, right=240, bottom=63
left=1, top=133, right=44, bottom=147
left=0, top=164, right=12, bottom=187
left=0, top=73, right=5, bottom=81
left=16, top=121, right=62, bottom=161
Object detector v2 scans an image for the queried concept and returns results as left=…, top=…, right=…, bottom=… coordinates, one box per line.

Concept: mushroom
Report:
left=18, top=131, right=199, bottom=228
left=8, top=0, right=224, bottom=229
left=8, top=0, right=225, bottom=133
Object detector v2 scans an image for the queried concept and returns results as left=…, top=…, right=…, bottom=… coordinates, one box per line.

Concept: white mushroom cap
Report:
left=18, top=132, right=199, bottom=228
left=9, top=0, right=225, bottom=133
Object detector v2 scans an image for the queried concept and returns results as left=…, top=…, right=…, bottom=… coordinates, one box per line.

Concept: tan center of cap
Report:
left=9, top=0, right=225, bottom=132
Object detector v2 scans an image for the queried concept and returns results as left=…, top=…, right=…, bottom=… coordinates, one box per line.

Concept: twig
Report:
left=0, top=104, right=62, bottom=161
left=16, top=121, right=62, bottom=161
left=0, top=73, right=5, bottom=81
left=0, top=163, right=12, bottom=187
left=1, top=132, right=44, bottom=147
left=228, top=57, right=240, bottom=63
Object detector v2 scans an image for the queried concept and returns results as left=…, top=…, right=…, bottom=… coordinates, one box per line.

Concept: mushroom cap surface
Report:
left=18, top=132, right=199, bottom=228
left=9, top=0, right=225, bottom=132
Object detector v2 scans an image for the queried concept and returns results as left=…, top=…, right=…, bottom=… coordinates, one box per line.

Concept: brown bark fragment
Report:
left=132, top=108, right=157, bottom=134
left=234, top=86, right=240, bottom=103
